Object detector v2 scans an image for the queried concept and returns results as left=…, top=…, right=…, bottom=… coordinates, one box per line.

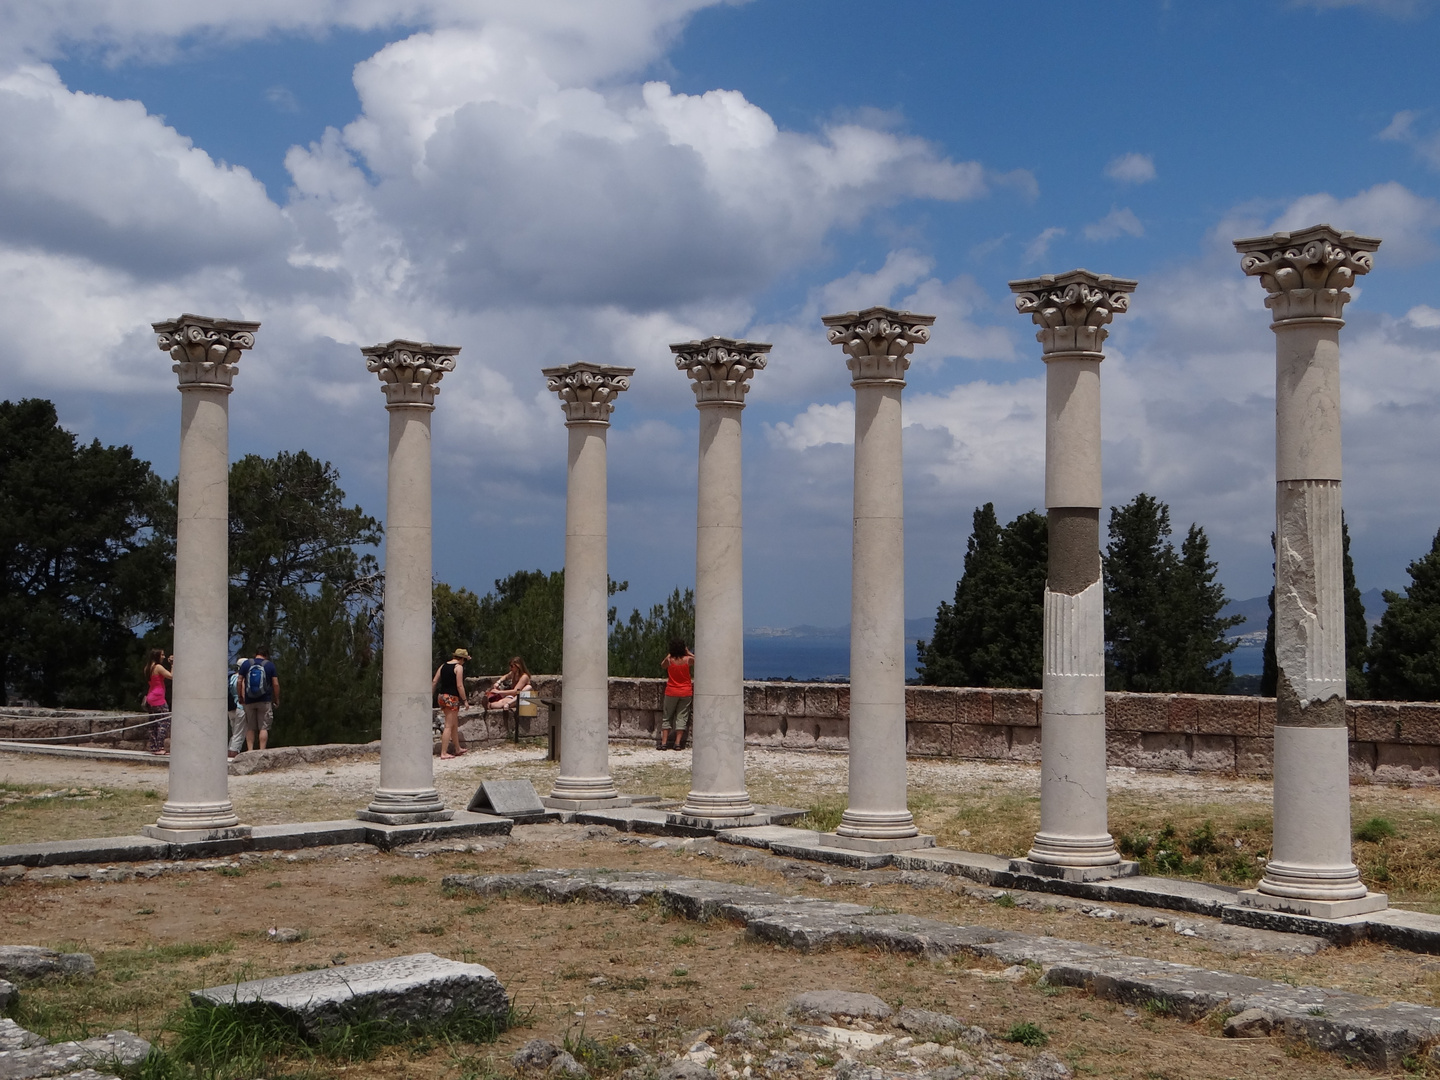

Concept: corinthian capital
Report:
left=1009, top=270, right=1136, bottom=357
left=153, top=314, right=260, bottom=390
left=821, top=306, right=935, bottom=385
left=1234, top=224, right=1381, bottom=323
left=362, top=339, right=460, bottom=409
left=542, top=362, right=635, bottom=424
left=670, top=337, right=771, bottom=406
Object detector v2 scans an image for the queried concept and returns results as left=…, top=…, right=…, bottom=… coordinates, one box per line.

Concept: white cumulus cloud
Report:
left=1104, top=152, right=1156, bottom=184
left=1084, top=207, right=1144, bottom=241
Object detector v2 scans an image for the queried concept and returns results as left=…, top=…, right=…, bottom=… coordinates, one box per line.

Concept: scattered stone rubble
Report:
left=447, top=868, right=1440, bottom=1069
left=0, top=1024, right=148, bottom=1080
left=0, top=948, right=94, bottom=982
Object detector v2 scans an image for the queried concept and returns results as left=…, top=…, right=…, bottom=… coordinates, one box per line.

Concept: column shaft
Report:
left=363, top=406, right=448, bottom=822
left=681, top=404, right=752, bottom=818
left=551, top=422, right=620, bottom=802
left=152, top=386, right=241, bottom=835
left=839, top=382, right=916, bottom=839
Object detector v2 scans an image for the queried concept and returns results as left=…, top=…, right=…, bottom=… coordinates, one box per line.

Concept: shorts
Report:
left=437, top=693, right=460, bottom=711
left=243, top=702, right=273, bottom=733
left=662, top=695, right=692, bottom=731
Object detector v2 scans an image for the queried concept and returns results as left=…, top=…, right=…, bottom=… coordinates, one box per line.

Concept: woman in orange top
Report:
left=659, top=638, right=694, bottom=751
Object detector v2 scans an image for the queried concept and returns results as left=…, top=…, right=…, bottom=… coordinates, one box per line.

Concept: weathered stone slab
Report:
left=572, top=807, right=674, bottom=834
left=0, top=836, right=167, bottom=869
left=1221, top=904, right=1372, bottom=945
left=0, top=948, right=95, bottom=982
left=1362, top=907, right=1440, bottom=954
left=248, top=821, right=368, bottom=851
left=0, top=983, right=13, bottom=1013
left=891, top=848, right=1008, bottom=883
left=0, top=1030, right=148, bottom=1080
left=443, top=870, right=593, bottom=903
left=656, top=880, right=785, bottom=922
left=788, top=990, right=891, bottom=1019
left=0, top=1021, right=46, bottom=1051
left=467, top=780, right=550, bottom=823
left=715, top=826, right=819, bottom=849
left=362, top=811, right=512, bottom=851
left=192, top=952, right=507, bottom=1036
left=767, top=840, right=891, bottom=869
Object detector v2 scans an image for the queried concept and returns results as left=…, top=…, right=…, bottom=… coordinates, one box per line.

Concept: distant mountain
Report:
left=1222, top=588, right=1389, bottom=638
left=748, top=617, right=936, bottom=642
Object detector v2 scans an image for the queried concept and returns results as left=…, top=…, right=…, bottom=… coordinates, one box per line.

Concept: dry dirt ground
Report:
left=4, top=745, right=1440, bottom=1079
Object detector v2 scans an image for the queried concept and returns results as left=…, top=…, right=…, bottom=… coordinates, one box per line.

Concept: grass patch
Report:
left=1004, top=1021, right=1048, bottom=1047
left=1354, top=816, right=1398, bottom=843
left=385, top=874, right=428, bottom=886
left=799, top=796, right=845, bottom=834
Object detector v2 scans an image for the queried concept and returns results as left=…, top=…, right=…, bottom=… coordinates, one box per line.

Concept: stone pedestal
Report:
left=541, top=363, right=634, bottom=810
left=819, top=307, right=934, bottom=848
left=144, top=316, right=258, bottom=844
left=359, top=341, right=460, bottom=825
left=669, top=338, right=771, bottom=827
left=1009, top=271, right=1136, bottom=878
left=1233, top=226, right=1387, bottom=918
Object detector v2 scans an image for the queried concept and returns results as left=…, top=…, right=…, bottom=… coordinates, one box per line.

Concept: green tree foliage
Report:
left=916, top=504, right=1048, bottom=688
left=1367, top=527, right=1440, bottom=701
left=229, top=451, right=382, bottom=651
left=1260, top=516, right=1369, bottom=697
left=1104, top=493, right=1241, bottom=693
left=609, top=587, right=696, bottom=678
left=432, top=582, right=485, bottom=671
left=0, top=399, right=172, bottom=706
left=268, top=585, right=381, bottom=746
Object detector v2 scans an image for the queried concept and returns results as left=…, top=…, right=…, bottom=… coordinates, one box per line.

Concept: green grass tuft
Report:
left=1004, top=1021, right=1048, bottom=1047
left=1354, top=817, right=1398, bottom=843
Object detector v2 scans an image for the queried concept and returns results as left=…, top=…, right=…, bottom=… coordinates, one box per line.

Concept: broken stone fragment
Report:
left=546, top=1050, right=588, bottom=1078
left=892, top=1007, right=965, bottom=1041
left=0, top=1018, right=48, bottom=1050
left=512, top=1039, right=562, bottom=1071
left=0, top=1029, right=149, bottom=1079
left=1223, top=1007, right=1276, bottom=1038
left=787, top=990, right=891, bottom=1020
left=0, top=947, right=95, bottom=982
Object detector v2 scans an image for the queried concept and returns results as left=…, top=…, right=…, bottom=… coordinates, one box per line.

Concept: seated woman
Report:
left=485, top=656, right=532, bottom=712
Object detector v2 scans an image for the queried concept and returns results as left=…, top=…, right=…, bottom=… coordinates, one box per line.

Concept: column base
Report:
left=677, top=792, right=755, bottom=821
left=1237, top=888, right=1388, bottom=920
left=819, top=832, right=935, bottom=854
left=355, top=809, right=455, bottom=825
left=142, top=824, right=252, bottom=844
left=360, top=789, right=449, bottom=825
left=150, top=801, right=242, bottom=834
left=543, top=796, right=633, bottom=811
left=1025, top=831, right=1121, bottom=869
left=835, top=808, right=919, bottom=841
left=1009, top=858, right=1140, bottom=883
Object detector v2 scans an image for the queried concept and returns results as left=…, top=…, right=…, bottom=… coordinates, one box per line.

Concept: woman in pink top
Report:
left=658, top=638, right=694, bottom=751
left=143, top=648, right=173, bottom=755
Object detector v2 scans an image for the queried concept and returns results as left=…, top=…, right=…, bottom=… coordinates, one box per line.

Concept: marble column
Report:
left=818, top=307, right=935, bottom=852
left=1233, top=225, right=1388, bottom=918
left=358, top=340, right=460, bottom=825
left=1008, top=272, right=1137, bottom=881
left=143, top=316, right=258, bottom=843
left=668, top=337, right=771, bottom=827
left=541, top=363, right=635, bottom=810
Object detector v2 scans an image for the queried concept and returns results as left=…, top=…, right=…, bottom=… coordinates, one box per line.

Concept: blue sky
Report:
left=2, top=0, right=1439, bottom=630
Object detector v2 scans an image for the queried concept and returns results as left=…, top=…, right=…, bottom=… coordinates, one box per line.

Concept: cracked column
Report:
left=819, top=307, right=935, bottom=853
left=542, top=363, right=635, bottom=810
left=1233, top=225, right=1387, bottom=918
left=358, top=340, right=460, bottom=825
left=144, top=316, right=258, bottom=844
left=669, top=338, right=771, bottom=828
left=1009, top=272, right=1137, bottom=881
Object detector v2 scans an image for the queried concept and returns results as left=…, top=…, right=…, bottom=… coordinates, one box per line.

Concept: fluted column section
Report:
left=818, top=307, right=934, bottom=850
left=359, top=340, right=459, bottom=825
left=1009, top=271, right=1135, bottom=879
left=670, top=338, right=770, bottom=824
left=542, top=363, right=634, bottom=808
left=1234, top=225, right=1387, bottom=917
left=144, top=316, right=258, bottom=842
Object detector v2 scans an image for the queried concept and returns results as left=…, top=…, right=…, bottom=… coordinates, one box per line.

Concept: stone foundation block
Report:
left=1196, top=696, right=1259, bottom=737
left=608, top=681, right=638, bottom=710
left=905, top=687, right=956, bottom=724
left=617, top=710, right=654, bottom=739
left=952, top=724, right=1010, bottom=759
left=905, top=722, right=951, bottom=757
left=953, top=689, right=993, bottom=725
left=744, top=714, right=784, bottom=747
left=743, top=684, right=769, bottom=714
left=606, top=708, right=621, bottom=735
left=1105, top=730, right=1143, bottom=768
left=1257, top=698, right=1276, bottom=737
left=1191, top=734, right=1236, bottom=772
left=1350, top=741, right=1378, bottom=780
left=780, top=718, right=818, bottom=750
left=1008, top=725, right=1042, bottom=762
left=992, top=689, right=1040, bottom=727
left=815, top=719, right=849, bottom=751
left=767, top=684, right=807, bottom=716
left=1392, top=703, right=1440, bottom=745
left=804, top=686, right=840, bottom=718
left=1374, top=743, right=1440, bottom=784
left=636, top=681, right=662, bottom=711
left=1351, top=702, right=1402, bottom=743
left=1138, top=732, right=1194, bottom=771
left=1167, top=695, right=1201, bottom=734
left=1235, top=737, right=1274, bottom=775
left=1105, top=692, right=1170, bottom=733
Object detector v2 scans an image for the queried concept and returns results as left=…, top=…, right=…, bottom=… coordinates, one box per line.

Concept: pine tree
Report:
left=1103, top=493, right=1241, bottom=692
left=1367, top=527, right=1440, bottom=701
left=917, top=505, right=1046, bottom=688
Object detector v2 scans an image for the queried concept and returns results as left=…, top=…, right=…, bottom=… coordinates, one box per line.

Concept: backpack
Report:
left=244, top=660, right=269, bottom=699
left=227, top=672, right=239, bottom=711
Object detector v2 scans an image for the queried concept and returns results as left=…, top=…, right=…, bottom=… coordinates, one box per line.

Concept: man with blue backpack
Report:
left=237, top=647, right=280, bottom=751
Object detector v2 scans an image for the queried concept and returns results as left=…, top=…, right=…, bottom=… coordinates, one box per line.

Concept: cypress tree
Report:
left=1368, top=527, right=1440, bottom=701
left=1341, top=513, right=1369, bottom=695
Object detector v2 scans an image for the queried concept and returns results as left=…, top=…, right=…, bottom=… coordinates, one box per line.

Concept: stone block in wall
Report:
left=804, top=685, right=841, bottom=718
left=1191, top=734, right=1236, bottom=772
left=1195, top=695, right=1259, bottom=737
left=1106, top=692, right=1170, bottom=732
left=609, top=680, right=638, bottom=710
left=636, top=680, right=663, bottom=711
left=837, top=686, right=850, bottom=717
left=744, top=713, right=784, bottom=747
left=993, top=690, right=1039, bottom=727
left=1009, top=725, right=1042, bottom=762
left=618, top=709, right=655, bottom=738
left=1350, top=741, right=1377, bottom=781
left=1350, top=701, right=1400, bottom=743
left=1167, top=696, right=1201, bottom=734
left=905, top=687, right=956, bottom=724
left=1257, top=697, right=1275, bottom=737
left=1374, top=742, right=1440, bottom=784
left=1136, top=732, right=1192, bottom=771
left=1106, top=730, right=1143, bottom=768
left=743, top=684, right=769, bottom=714
left=952, top=723, right=1010, bottom=759
left=767, top=684, right=807, bottom=716
left=1235, top=737, right=1274, bottom=776
left=781, top=717, right=818, bottom=749
left=816, top=719, right=849, bottom=751
left=0, top=720, right=15, bottom=740
left=953, top=690, right=993, bottom=725
left=1392, top=703, right=1440, bottom=745
left=906, top=722, right=952, bottom=756
left=607, top=708, right=621, bottom=735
